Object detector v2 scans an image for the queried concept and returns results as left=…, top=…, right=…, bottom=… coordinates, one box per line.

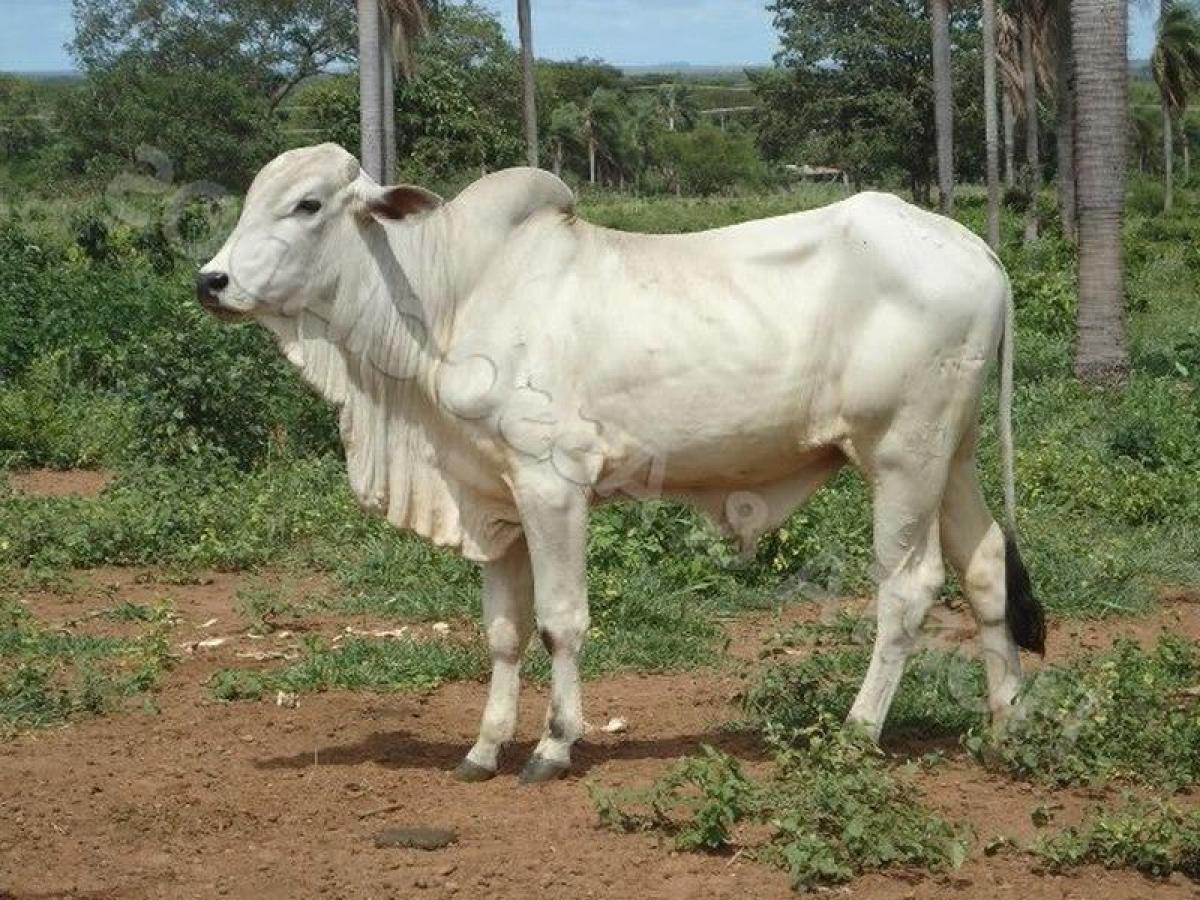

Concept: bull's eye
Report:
left=294, top=198, right=322, bottom=215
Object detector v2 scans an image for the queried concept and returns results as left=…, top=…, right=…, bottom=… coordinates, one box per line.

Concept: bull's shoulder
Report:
left=450, top=167, right=575, bottom=229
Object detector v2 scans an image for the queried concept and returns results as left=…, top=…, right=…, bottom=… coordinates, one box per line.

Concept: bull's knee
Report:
left=537, top=612, right=588, bottom=659
left=486, top=617, right=524, bottom=662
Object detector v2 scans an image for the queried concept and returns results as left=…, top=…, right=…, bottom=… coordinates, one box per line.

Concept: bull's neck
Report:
left=256, top=210, right=470, bottom=539
left=265, top=211, right=457, bottom=406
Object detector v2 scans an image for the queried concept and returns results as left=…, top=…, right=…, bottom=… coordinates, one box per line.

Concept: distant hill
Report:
left=620, top=63, right=768, bottom=76
left=2, top=70, right=82, bottom=82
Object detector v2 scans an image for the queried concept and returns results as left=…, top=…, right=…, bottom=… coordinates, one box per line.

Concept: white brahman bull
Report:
left=198, top=144, right=1044, bottom=783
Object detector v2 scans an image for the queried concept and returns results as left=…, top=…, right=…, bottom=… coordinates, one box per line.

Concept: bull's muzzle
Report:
left=195, top=271, right=230, bottom=311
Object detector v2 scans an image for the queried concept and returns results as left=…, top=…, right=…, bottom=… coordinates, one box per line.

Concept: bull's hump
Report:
left=452, top=167, right=575, bottom=228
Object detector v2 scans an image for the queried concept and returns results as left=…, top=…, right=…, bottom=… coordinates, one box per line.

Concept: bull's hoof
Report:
left=452, top=759, right=496, bottom=783
left=518, top=755, right=569, bottom=784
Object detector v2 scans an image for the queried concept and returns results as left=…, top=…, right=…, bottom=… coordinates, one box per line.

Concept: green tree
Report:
left=547, top=101, right=584, bottom=177
left=0, top=76, right=52, bottom=160
left=57, top=60, right=279, bottom=187
left=70, top=0, right=356, bottom=111
left=659, top=123, right=761, bottom=195
left=1152, top=1, right=1200, bottom=212
left=758, top=0, right=980, bottom=201
left=303, top=3, right=521, bottom=183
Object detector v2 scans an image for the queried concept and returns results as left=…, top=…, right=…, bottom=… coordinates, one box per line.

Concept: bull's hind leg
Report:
left=939, top=438, right=1023, bottom=723
left=847, top=443, right=949, bottom=740
left=455, top=536, right=535, bottom=781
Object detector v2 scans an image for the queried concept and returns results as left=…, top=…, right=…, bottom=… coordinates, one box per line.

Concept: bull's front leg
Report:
left=454, top=536, right=534, bottom=782
left=511, top=472, right=591, bottom=783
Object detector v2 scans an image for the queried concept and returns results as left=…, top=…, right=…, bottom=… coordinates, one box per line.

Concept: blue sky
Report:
left=0, top=0, right=1161, bottom=73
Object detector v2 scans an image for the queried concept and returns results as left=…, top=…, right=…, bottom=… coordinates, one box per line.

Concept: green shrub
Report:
left=969, top=636, right=1200, bottom=788
left=1034, top=800, right=1200, bottom=879
left=593, top=719, right=968, bottom=891
left=742, top=618, right=987, bottom=740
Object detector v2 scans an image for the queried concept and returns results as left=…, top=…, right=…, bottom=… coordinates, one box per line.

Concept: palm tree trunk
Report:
left=930, top=0, right=954, bottom=214
left=1055, top=0, right=1076, bottom=240
left=1021, top=6, right=1040, bottom=242
left=553, top=142, right=562, bottom=177
left=357, top=0, right=386, bottom=183
left=1163, top=98, right=1175, bottom=212
left=1184, top=134, right=1191, bottom=182
left=983, top=0, right=1002, bottom=248
left=1003, top=93, right=1017, bottom=187
left=1072, top=0, right=1130, bottom=384
left=517, top=0, right=539, bottom=167
left=381, top=9, right=396, bottom=182
left=588, top=135, right=596, bottom=185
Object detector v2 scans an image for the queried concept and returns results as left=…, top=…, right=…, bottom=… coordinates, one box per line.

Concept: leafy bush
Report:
left=1034, top=800, right=1200, bottom=879
left=592, top=719, right=968, bottom=891
left=969, top=636, right=1200, bottom=788
left=0, top=352, right=135, bottom=468
left=659, top=123, right=763, bottom=195
left=0, top=220, right=337, bottom=467
left=742, top=617, right=987, bottom=740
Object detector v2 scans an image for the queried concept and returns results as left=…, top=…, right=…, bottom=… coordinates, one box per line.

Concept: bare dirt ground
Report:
left=5, top=476, right=1200, bottom=899
left=3, top=566, right=1199, bottom=900
left=6, top=469, right=114, bottom=499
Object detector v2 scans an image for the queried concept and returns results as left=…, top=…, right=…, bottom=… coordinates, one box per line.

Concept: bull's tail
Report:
left=997, top=278, right=1046, bottom=654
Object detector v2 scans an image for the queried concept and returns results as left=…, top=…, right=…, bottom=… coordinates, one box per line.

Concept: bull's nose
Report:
left=195, top=271, right=229, bottom=305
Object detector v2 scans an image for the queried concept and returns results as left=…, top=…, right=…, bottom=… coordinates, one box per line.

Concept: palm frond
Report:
left=378, top=0, right=428, bottom=78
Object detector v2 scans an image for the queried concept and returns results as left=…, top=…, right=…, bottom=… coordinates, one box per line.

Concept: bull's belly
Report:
left=593, top=398, right=843, bottom=493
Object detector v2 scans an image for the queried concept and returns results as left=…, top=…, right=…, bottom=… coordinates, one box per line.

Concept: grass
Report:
left=0, top=596, right=174, bottom=731
left=209, top=635, right=487, bottom=701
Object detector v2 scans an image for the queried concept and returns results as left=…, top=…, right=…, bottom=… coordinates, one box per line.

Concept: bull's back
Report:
left=475, top=193, right=1007, bottom=484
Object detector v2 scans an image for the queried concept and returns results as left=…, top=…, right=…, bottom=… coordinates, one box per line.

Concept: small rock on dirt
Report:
left=373, top=826, right=458, bottom=851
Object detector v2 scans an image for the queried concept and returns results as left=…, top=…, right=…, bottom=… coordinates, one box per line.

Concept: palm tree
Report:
left=655, top=83, right=699, bottom=133
left=997, top=9, right=1023, bottom=188
left=547, top=101, right=582, bottom=177
left=1054, top=0, right=1076, bottom=240
left=357, top=0, right=427, bottom=184
left=1020, top=0, right=1044, bottom=242
left=930, top=0, right=954, bottom=214
left=1071, top=0, right=1130, bottom=384
left=983, top=0, right=1002, bottom=248
left=517, top=0, right=538, bottom=167
left=1152, top=1, right=1200, bottom=212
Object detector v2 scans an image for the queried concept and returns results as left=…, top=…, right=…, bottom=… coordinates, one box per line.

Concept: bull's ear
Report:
left=354, top=181, right=443, bottom=220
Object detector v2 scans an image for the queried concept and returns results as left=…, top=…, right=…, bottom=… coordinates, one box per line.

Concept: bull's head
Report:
left=196, top=143, right=441, bottom=320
